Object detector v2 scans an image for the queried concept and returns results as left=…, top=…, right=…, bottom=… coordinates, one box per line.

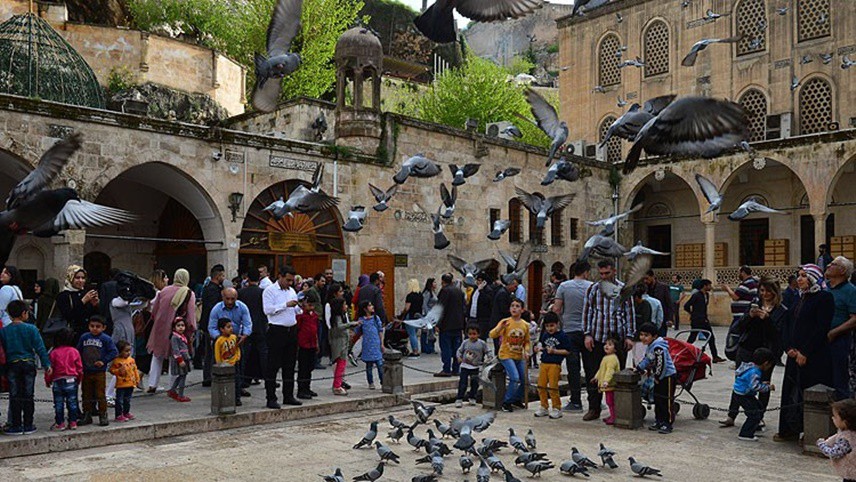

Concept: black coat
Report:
left=490, top=287, right=512, bottom=326
left=437, top=285, right=466, bottom=332
left=358, top=283, right=386, bottom=323
left=648, top=281, right=674, bottom=325
left=200, top=281, right=223, bottom=329
left=786, top=290, right=834, bottom=390
left=238, top=284, right=267, bottom=335
left=733, top=303, right=787, bottom=363
left=473, top=284, right=495, bottom=324
left=57, top=290, right=98, bottom=341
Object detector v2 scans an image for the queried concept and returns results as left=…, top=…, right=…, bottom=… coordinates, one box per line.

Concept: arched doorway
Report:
left=827, top=156, right=856, bottom=263
left=239, top=179, right=346, bottom=286
left=527, top=260, right=545, bottom=312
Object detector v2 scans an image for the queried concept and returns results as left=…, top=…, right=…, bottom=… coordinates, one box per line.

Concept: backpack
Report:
left=724, top=317, right=748, bottom=362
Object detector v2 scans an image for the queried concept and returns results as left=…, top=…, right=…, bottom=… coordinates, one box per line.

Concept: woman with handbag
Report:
left=56, top=265, right=99, bottom=345
left=0, top=265, right=25, bottom=327
left=146, top=269, right=196, bottom=393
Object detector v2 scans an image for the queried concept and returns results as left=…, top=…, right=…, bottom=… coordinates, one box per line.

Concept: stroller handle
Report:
left=671, top=329, right=713, bottom=350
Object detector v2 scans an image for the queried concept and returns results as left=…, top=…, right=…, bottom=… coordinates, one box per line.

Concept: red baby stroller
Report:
left=668, top=329, right=713, bottom=420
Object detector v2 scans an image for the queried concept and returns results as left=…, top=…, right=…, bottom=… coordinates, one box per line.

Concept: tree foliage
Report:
left=127, top=0, right=364, bottom=101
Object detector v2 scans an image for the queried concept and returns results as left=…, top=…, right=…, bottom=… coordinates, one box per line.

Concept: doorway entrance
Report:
left=800, top=214, right=835, bottom=264
left=527, top=260, right=545, bottom=312
left=647, top=225, right=672, bottom=268
left=360, top=249, right=395, bottom=317
left=739, top=219, right=769, bottom=266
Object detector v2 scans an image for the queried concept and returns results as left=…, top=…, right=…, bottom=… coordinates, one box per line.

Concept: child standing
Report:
left=635, top=322, right=677, bottom=434
left=1, top=300, right=51, bottom=434
left=593, top=336, right=621, bottom=425
left=77, top=315, right=118, bottom=427
left=214, top=318, right=242, bottom=405
left=296, top=298, right=319, bottom=400
left=732, top=347, right=775, bottom=441
left=356, top=300, right=384, bottom=389
left=534, top=312, right=570, bottom=419
left=45, top=328, right=82, bottom=431
left=455, top=325, right=490, bottom=408
left=817, top=398, right=856, bottom=482
left=489, top=298, right=531, bottom=413
left=327, top=289, right=353, bottom=396
left=168, top=317, right=191, bottom=402
left=109, top=340, right=140, bottom=421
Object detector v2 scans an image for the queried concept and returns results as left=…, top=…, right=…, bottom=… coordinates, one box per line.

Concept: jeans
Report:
left=564, top=331, right=584, bottom=405
left=8, top=361, right=37, bottom=428
left=115, top=387, right=133, bottom=417
left=421, top=330, right=435, bottom=354
left=365, top=359, right=383, bottom=385
left=81, top=371, right=107, bottom=417
left=500, top=358, right=526, bottom=404
left=734, top=392, right=762, bottom=437
left=439, top=330, right=462, bottom=374
left=727, top=363, right=774, bottom=421
left=297, top=347, right=317, bottom=393
left=537, top=363, right=562, bottom=409
left=456, top=367, right=479, bottom=400
left=830, top=335, right=851, bottom=399
left=405, top=324, right=420, bottom=354
left=52, top=378, right=80, bottom=425
left=266, top=325, right=299, bottom=402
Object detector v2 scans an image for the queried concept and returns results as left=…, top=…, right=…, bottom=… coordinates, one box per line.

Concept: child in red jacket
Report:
left=45, top=328, right=83, bottom=430
left=296, top=296, right=319, bottom=400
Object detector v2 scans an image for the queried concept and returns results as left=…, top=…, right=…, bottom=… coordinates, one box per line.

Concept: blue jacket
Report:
left=77, top=332, right=118, bottom=373
left=636, top=337, right=676, bottom=380
left=208, top=300, right=253, bottom=338
left=733, top=362, right=771, bottom=396
left=0, top=321, right=50, bottom=367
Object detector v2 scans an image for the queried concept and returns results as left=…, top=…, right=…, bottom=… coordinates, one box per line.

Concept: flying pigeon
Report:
left=704, top=8, right=722, bottom=20
left=449, top=163, right=481, bottom=186
left=525, top=429, right=537, bottom=450
left=251, top=0, right=304, bottom=113
left=342, top=206, right=367, bottom=232
left=592, top=85, right=606, bottom=93
left=494, top=167, right=521, bottom=182
left=0, top=133, right=137, bottom=267
left=619, top=57, right=646, bottom=68
left=440, top=183, right=457, bottom=219
left=415, top=450, right=445, bottom=475
left=598, top=443, right=619, bottom=469
left=747, top=37, right=763, bottom=50
left=264, top=163, right=338, bottom=218
left=681, top=36, right=742, bottom=66
left=820, top=53, right=833, bottom=64
left=488, top=219, right=511, bottom=241
left=508, top=428, right=528, bottom=454
left=586, top=203, right=642, bottom=234
left=843, top=55, right=856, bottom=69
left=460, top=454, right=474, bottom=473
left=578, top=233, right=628, bottom=262
left=800, top=54, right=813, bottom=65
left=571, top=0, right=601, bottom=17
left=523, top=460, right=555, bottom=476
left=414, top=0, right=544, bottom=43
left=616, top=12, right=623, bottom=23
left=541, top=158, right=580, bottom=185
left=411, top=476, right=438, bottom=482
left=498, top=242, right=535, bottom=286
left=695, top=173, right=722, bottom=213
left=625, top=241, right=670, bottom=261
left=375, top=441, right=400, bottom=464
left=368, top=183, right=398, bottom=212
left=728, top=198, right=788, bottom=221
left=430, top=208, right=451, bottom=250
left=476, top=458, right=491, bottom=481
left=629, top=457, right=663, bottom=477
left=791, top=75, right=801, bottom=91
left=776, top=6, right=788, bottom=15
left=353, top=462, right=384, bottom=481
left=501, top=125, right=523, bottom=138
left=449, top=255, right=495, bottom=287
left=321, top=467, right=345, bottom=482
left=571, top=448, right=599, bottom=469
left=600, top=254, right=654, bottom=302
left=515, top=452, right=548, bottom=465
left=515, top=187, right=575, bottom=229
left=393, top=154, right=442, bottom=184
left=599, top=95, right=676, bottom=147
left=681, top=0, right=690, bottom=7
left=353, top=421, right=378, bottom=449
left=559, top=459, right=590, bottom=476
left=523, top=88, right=568, bottom=166
left=617, top=95, right=628, bottom=107
left=412, top=400, right=436, bottom=424
left=454, top=424, right=476, bottom=452
left=623, top=97, right=749, bottom=174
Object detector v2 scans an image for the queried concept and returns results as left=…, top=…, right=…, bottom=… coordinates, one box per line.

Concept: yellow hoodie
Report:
left=489, top=317, right=531, bottom=360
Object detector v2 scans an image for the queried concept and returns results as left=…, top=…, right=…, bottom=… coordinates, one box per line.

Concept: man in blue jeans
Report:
left=552, top=261, right=592, bottom=412
left=825, top=256, right=856, bottom=399
left=434, top=273, right=466, bottom=377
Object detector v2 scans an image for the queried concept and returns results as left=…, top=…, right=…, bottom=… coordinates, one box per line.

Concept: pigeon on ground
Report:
left=586, top=203, right=642, bottom=235
left=251, top=0, right=303, bottom=112
left=414, top=0, right=543, bottom=43
left=498, top=242, right=535, bottom=286
left=523, top=460, right=555, bottom=476
left=625, top=241, right=670, bottom=261
left=629, top=457, right=663, bottom=477
left=388, top=415, right=408, bottom=430
left=599, top=95, right=676, bottom=146
left=451, top=412, right=496, bottom=434
left=522, top=88, right=568, bottom=166
left=393, top=154, right=442, bottom=184
left=681, top=36, right=742, bottom=66
left=501, top=125, right=523, bottom=138
left=727, top=198, right=788, bottom=221
left=387, top=426, right=404, bottom=443
left=434, top=419, right=458, bottom=438
left=525, top=429, right=536, bottom=450
left=843, top=55, right=856, bottom=69
left=515, top=187, right=575, bottom=229
left=449, top=163, right=481, bottom=186
left=449, top=255, right=495, bottom=287
left=425, top=428, right=442, bottom=448
left=375, top=441, right=400, bottom=464
left=695, top=173, right=722, bottom=214
left=477, top=459, right=491, bottom=482
left=482, top=438, right=509, bottom=452
left=508, top=428, right=528, bottom=453
left=342, top=206, right=367, bottom=232
left=598, top=443, right=619, bottom=469
left=572, top=447, right=598, bottom=469
left=353, top=421, right=379, bottom=449
left=264, top=163, right=338, bottom=218
left=515, top=452, right=548, bottom=465
left=352, top=462, right=384, bottom=482
left=412, top=400, right=436, bottom=424
left=415, top=450, right=445, bottom=475
left=502, top=468, right=524, bottom=482
left=541, top=158, right=580, bottom=185
left=493, top=167, right=521, bottom=182
left=559, top=460, right=590, bottom=477
left=408, top=429, right=430, bottom=451
left=488, top=219, right=511, bottom=241
left=487, top=452, right=506, bottom=472
left=0, top=133, right=137, bottom=266
left=411, top=475, right=438, bottom=482
left=440, top=183, right=457, bottom=219
left=623, top=97, right=748, bottom=174
left=321, top=467, right=345, bottom=482
left=369, top=184, right=398, bottom=212
left=460, top=454, right=474, bottom=473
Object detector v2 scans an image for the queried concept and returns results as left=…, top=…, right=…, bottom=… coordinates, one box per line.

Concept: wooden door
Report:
left=527, top=260, right=545, bottom=313
left=290, top=254, right=331, bottom=281
left=739, top=219, right=769, bottom=266
left=360, top=250, right=396, bottom=318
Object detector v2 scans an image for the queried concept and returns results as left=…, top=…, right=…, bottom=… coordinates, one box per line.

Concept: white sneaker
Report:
left=549, top=409, right=563, bottom=419
left=534, top=408, right=550, bottom=417
left=455, top=399, right=463, bottom=408
left=738, top=435, right=759, bottom=442
left=469, top=399, right=477, bottom=406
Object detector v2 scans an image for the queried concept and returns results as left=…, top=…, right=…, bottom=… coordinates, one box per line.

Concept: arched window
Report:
left=799, top=78, right=833, bottom=135
left=598, top=34, right=622, bottom=87
left=643, top=21, right=670, bottom=77
left=738, top=89, right=768, bottom=142
left=508, top=198, right=522, bottom=243
left=798, top=0, right=830, bottom=42
left=599, top=116, right=622, bottom=163
left=735, top=0, right=767, bottom=56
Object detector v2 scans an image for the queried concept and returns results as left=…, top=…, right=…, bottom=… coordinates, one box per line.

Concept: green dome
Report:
left=0, top=13, right=104, bottom=108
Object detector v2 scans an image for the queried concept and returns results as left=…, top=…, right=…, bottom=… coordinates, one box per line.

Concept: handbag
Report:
left=41, top=299, right=68, bottom=336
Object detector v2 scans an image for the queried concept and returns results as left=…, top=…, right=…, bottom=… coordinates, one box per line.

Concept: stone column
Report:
left=703, top=219, right=716, bottom=283
left=211, top=363, right=236, bottom=415
left=382, top=349, right=404, bottom=395
left=803, top=384, right=836, bottom=456
left=52, top=229, right=86, bottom=277
left=481, top=364, right=506, bottom=410
left=613, top=369, right=644, bottom=429
left=813, top=213, right=828, bottom=252
left=353, top=71, right=364, bottom=109
left=139, top=32, right=150, bottom=72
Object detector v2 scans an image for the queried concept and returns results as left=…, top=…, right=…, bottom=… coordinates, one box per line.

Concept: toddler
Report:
left=46, top=328, right=82, bottom=431
left=818, top=398, right=856, bottom=482
left=77, top=315, right=118, bottom=427
left=593, top=336, right=621, bottom=425
left=109, top=340, right=140, bottom=421
left=296, top=298, right=319, bottom=400
left=355, top=300, right=384, bottom=389
left=168, top=317, right=192, bottom=402
left=635, top=322, right=677, bottom=434
left=214, top=318, right=242, bottom=405
left=455, top=325, right=490, bottom=408
left=534, top=312, right=570, bottom=419
left=732, top=347, right=775, bottom=442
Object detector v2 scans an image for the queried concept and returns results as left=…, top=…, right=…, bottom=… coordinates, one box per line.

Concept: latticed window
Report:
left=738, top=89, right=768, bottom=142
left=599, top=34, right=622, bottom=87
left=599, top=116, right=622, bottom=163
left=799, top=78, right=833, bottom=135
left=551, top=209, right=564, bottom=246
left=736, top=0, right=767, bottom=56
left=798, top=0, right=830, bottom=42
left=508, top=199, right=522, bottom=243
left=643, top=21, right=669, bottom=77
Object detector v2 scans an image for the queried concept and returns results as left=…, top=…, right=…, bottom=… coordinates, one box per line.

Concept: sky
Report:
left=397, top=0, right=576, bottom=23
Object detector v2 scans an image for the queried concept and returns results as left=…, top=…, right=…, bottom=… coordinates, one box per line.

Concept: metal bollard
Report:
left=613, top=369, right=645, bottom=429
left=803, top=384, right=837, bottom=456
left=211, top=363, right=236, bottom=416
left=382, top=349, right=404, bottom=395
left=482, top=363, right=506, bottom=410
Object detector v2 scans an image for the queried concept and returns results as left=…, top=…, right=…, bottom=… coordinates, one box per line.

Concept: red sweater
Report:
left=45, top=346, right=83, bottom=385
left=297, top=311, right=319, bottom=350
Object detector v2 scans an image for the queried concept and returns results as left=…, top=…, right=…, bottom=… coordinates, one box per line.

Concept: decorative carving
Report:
left=647, top=202, right=671, bottom=218
left=799, top=78, right=833, bottom=135
left=654, top=167, right=666, bottom=181
left=736, top=0, right=767, bottom=56
left=739, top=89, right=768, bottom=142
left=753, top=157, right=767, bottom=170
left=269, top=156, right=319, bottom=172
left=644, top=21, right=670, bottom=77
left=48, top=124, right=75, bottom=139
left=599, top=34, right=622, bottom=87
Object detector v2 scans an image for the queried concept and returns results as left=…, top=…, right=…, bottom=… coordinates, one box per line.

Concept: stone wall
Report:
left=228, top=98, right=337, bottom=143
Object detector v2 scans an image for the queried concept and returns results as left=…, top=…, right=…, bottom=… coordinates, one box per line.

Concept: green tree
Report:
left=127, top=0, right=363, bottom=102
left=507, top=55, right=535, bottom=76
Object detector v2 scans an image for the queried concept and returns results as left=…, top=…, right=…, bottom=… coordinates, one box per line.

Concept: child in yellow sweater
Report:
left=214, top=318, right=242, bottom=405
left=108, top=341, right=140, bottom=422
left=593, top=336, right=621, bottom=425
left=489, top=298, right=530, bottom=413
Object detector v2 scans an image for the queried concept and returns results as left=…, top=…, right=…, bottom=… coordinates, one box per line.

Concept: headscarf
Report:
left=64, top=265, right=86, bottom=291
left=170, top=268, right=191, bottom=310
left=358, top=274, right=370, bottom=288
left=800, top=264, right=823, bottom=294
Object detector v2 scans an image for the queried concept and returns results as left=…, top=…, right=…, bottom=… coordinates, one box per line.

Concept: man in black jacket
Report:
left=643, top=270, right=674, bottom=337
left=200, top=265, right=225, bottom=386
left=435, top=273, right=465, bottom=377
left=471, top=274, right=495, bottom=339
left=239, top=270, right=268, bottom=387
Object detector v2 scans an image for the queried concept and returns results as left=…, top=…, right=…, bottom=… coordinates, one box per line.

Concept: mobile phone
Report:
left=750, top=303, right=759, bottom=310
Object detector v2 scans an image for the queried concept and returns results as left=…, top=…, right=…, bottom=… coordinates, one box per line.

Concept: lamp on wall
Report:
left=228, top=192, right=244, bottom=222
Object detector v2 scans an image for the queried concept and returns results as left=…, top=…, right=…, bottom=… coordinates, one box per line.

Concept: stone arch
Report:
left=734, top=0, right=767, bottom=56
left=622, top=167, right=700, bottom=214
left=597, top=32, right=622, bottom=87
left=797, top=75, right=835, bottom=135
left=737, top=87, right=769, bottom=142
left=642, top=18, right=670, bottom=77
left=827, top=153, right=856, bottom=243
left=0, top=147, right=34, bottom=197
left=719, top=156, right=810, bottom=208
left=826, top=152, right=856, bottom=206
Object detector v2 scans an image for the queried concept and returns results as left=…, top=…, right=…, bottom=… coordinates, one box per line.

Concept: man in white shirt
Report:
left=262, top=265, right=301, bottom=408
left=258, top=265, right=273, bottom=290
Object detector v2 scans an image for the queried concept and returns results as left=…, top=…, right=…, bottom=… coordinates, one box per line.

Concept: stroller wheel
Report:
left=672, top=402, right=681, bottom=416
left=692, top=403, right=710, bottom=420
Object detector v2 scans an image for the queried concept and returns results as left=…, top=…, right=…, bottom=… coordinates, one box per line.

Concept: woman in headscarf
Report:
left=351, top=274, right=370, bottom=307
left=55, top=265, right=99, bottom=344
left=775, top=264, right=834, bottom=443
left=146, top=268, right=196, bottom=393
left=0, top=265, right=24, bottom=327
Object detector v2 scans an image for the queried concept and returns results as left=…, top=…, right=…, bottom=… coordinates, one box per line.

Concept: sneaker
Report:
left=469, top=399, right=477, bottom=406
left=368, top=383, right=376, bottom=390
left=502, top=403, right=514, bottom=413
left=513, top=401, right=526, bottom=409
left=3, top=426, right=23, bottom=436
left=549, top=409, right=563, bottom=419
left=658, top=425, right=673, bottom=434
left=68, top=422, right=78, bottom=430
left=342, top=382, right=352, bottom=390
left=348, top=353, right=359, bottom=367
left=124, top=413, right=135, bottom=420
left=22, top=426, right=36, bottom=435
left=167, top=390, right=179, bottom=401
left=106, top=397, right=115, bottom=408
left=534, top=407, right=550, bottom=417
left=333, top=387, right=348, bottom=396
left=455, top=400, right=463, bottom=408
left=648, top=422, right=662, bottom=431
left=99, top=415, right=109, bottom=427
left=177, top=396, right=191, bottom=403
left=718, top=417, right=735, bottom=428
left=50, top=423, right=66, bottom=431
left=563, top=402, right=583, bottom=412
left=115, top=415, right=128, bottom=422
left=738, top=435, right=759, bottom=442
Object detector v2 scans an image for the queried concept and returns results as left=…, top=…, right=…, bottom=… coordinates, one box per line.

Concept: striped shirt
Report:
left=582, top=281, right=636, bottom=343
left=731, top=277, right=758, bottom=320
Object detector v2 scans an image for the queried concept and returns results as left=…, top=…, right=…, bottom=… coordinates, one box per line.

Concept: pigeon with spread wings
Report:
left=449, top=163, right=481, bottom=186
left=521, top=88, right=568, bottom=166
left=695, top=173, right=723, bottom=214
left=448, top=255, right=495, bottom=287
left=681, top=36, right=743, bottom=67
left=586, top=203, right=642, bottom=236
left=498, top=242, right=535, bottom=285
left=263, top=163, right=338, bottom=219
left=251, top=0, right=304, bottom=113
left=393, top=154, right=442, bottom=184
left=515, top=187, right=575, bottom=229
left=368, top=183, right=398, bottom=212
left=414, top=0, right=544, bottom=44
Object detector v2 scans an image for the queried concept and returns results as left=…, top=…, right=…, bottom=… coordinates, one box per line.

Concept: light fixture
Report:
left=228, top=192, right=244, bottom=222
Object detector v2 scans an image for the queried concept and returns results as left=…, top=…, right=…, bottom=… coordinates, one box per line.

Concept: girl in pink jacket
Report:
left=45, top=328, right=83, bottom=430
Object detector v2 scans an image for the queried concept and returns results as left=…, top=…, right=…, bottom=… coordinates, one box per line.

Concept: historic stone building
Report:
left=557, top=0, right=856, bottom=319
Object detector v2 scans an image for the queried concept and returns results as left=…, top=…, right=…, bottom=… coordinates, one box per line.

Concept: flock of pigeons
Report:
left=322, top=401, right=663, bottom=481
